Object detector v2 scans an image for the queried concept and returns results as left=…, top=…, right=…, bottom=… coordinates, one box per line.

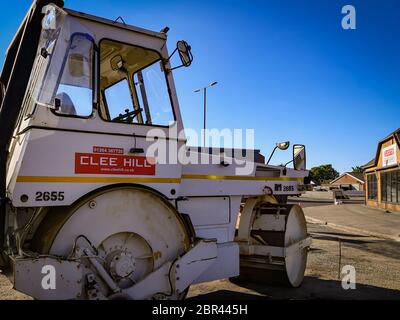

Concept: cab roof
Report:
left=64, top=8, right=167, bottom=40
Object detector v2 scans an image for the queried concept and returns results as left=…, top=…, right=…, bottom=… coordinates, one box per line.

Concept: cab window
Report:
left=99, top=39, right=175, bottom=126
left=54, top=33, right=94, bottom=117
left=104, top=79, right=139, bottom=123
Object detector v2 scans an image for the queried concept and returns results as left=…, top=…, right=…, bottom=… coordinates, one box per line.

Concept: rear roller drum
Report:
left=236, top=199, right=309, bottom=287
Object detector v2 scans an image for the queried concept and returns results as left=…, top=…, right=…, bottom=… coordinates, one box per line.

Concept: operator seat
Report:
left=55, top=92, right=77, bottom=115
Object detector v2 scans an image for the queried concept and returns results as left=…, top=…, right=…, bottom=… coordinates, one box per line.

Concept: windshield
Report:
left=99, top=39, right=175, bottom=126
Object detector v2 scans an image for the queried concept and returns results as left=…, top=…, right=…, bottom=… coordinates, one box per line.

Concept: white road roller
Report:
left=0, top=0, right=311, bottom=300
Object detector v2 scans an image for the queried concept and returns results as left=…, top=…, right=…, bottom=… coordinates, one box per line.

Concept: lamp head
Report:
left=276, top=141, right=290, bottom=151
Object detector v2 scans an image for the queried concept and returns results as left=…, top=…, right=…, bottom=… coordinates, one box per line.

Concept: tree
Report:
left=351, top=166, right=363, bottom=173
left=309, top=164, right=339, bottom=184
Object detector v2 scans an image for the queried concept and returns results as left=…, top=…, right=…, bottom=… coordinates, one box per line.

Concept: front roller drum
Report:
left=29, top=186, right=192, bottom=300
left=237, top=203, right=310, bottom=287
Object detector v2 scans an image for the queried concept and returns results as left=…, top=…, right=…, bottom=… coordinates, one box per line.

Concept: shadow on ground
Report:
left=310, top=229, right=400, bottom=260
left=313, top=231, right=370, bottom=238
left=187, top=290, right=267, bottom=300
left=311, top=234, right=374, bottom=246
left=189, top=277, right=400, bottom=300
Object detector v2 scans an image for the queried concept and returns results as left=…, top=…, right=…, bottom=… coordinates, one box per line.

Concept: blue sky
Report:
left=1, top=0, right=399, bottom=173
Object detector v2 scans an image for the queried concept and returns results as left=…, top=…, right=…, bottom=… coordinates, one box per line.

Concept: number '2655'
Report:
left=35, top=191, right=65, bottom=202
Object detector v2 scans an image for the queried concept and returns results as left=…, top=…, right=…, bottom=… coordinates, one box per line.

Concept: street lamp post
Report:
left=194, top=81, right=218, bottom=147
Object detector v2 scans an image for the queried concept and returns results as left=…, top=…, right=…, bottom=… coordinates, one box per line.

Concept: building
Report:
left=330, top=172, right=365, bottom=191
left=363, top=128, right=400, bottom=212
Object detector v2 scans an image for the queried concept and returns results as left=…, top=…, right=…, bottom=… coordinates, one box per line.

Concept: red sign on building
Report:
left=384, top=148, right=394, bottom=157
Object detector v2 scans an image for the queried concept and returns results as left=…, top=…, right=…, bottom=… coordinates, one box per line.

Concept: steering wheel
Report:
left=112, top=108, right=143, bottom=123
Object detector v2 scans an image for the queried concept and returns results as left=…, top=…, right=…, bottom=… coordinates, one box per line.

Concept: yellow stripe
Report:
left=16, top=176, right=181, bottom=184
left=16, top=175, right=302, bottom=184
left=181, top=174, right=302, bottom=182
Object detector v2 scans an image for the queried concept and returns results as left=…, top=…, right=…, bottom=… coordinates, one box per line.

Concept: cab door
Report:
left=96, top=38, right=184, bottom=198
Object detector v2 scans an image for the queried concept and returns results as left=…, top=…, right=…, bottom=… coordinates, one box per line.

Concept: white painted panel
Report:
left=195, top=227, right=229, bottom=243
left=13, top=257, right=82, bottom=300
left=10, top=128, right=183, bottom=206
left=194, top=242, right=239, bottom=284
left=177, top=197, right=230, bottom=226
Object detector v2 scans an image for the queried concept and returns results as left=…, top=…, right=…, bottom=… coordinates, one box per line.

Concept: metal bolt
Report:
left=89, top=200, right=97, bottom=209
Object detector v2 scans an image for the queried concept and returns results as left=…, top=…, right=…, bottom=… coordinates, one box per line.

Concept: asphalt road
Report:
left=288, top=197, right=364, bottom=208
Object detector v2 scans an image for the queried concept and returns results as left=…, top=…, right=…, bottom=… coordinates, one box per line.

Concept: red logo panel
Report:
left=75, top=153, right=155, bottom=175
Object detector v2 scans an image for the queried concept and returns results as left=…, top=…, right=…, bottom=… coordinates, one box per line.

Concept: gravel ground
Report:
left=187, top=223, right=400, bottom=300
left=0, top=272, right=31, bottom=300
left=1, top=222, right=399, bottom=300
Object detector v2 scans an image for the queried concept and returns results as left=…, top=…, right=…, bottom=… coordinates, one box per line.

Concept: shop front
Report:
left=364, top=129, right=400, bottom=212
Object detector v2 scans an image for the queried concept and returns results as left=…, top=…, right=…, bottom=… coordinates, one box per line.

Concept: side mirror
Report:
left=293, top=144, right=306, bottom=171
left=177, top=40, right=193, bottom=67
left=167, top=40, right=194, bottom=71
